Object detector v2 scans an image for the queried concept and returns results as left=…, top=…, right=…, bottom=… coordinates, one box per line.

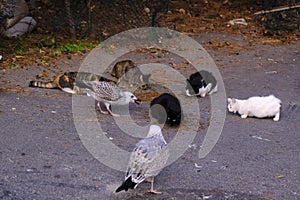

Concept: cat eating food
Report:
left=186, top=70, right=218, bottom=97
left=227, top=95, right=282, bottom=121
left=29, top=72, right=110, bottom=94
left=30, top=60, right=152, bottom=94
left=150, top=93, right=183, bottom=126
left=111, top=60, right=151, bottom=90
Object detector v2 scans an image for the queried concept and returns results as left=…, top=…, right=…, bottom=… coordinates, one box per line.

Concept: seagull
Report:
left=116, top=125, right=169, bottom=194
left=78, top=80, right=141, bottom=117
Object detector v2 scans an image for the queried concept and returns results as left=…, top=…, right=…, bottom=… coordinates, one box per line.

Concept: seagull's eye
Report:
left=131, top=95, right=134, bottom=98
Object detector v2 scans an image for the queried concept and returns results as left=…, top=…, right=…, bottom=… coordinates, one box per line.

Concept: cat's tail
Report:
left=29, top=80, right=58, bottom=89
left=270, top=94, right=282, bottom=105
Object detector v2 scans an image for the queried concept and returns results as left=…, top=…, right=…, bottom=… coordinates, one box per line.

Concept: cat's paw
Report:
left=273, top=113, right=280, bottom=121
left=209, top=85, right=218, bottom=95
left=62, top=88, right=76, bottom=94
left=241, top=114, right=247, bottom=119
left=206, top=83, right=212, bottom=91
left=200, top=93, right=206, bottom=97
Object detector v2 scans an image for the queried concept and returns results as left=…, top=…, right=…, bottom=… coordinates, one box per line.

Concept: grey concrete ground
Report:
left=0, top=33, right=299, bottom=200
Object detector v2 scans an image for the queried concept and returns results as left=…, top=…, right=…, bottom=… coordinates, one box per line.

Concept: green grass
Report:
left=0, top=34, right=101, bottom=69
left=58, top=39, right=99, bottom=54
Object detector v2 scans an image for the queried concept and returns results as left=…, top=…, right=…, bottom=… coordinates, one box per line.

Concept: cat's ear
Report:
left=227, top=98, right=232, bottom=103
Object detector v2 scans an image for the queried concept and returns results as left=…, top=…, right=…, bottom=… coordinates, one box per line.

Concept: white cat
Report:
left=227, top=95, right=282, bottom=121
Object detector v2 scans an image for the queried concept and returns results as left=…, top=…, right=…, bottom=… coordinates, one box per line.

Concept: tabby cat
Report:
left=111, top=60, right=136, bottom=79
left=29, top=60, right=151, bottom=93
left=111, top=60, right=151, bottom=90
left=29, top=72, right=109, bottom=94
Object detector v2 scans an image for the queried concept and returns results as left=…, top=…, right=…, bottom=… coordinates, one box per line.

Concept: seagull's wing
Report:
left=116, top=125, right=168, bottom=193
left=88, top=81, right=121, bottom=101
left=125, top=136, right=168, bottom=184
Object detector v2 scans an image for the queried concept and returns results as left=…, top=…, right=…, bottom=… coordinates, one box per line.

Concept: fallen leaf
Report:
left=275, top=175, right=284, bottom=179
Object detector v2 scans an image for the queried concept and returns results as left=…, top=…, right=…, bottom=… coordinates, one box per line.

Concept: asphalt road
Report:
left=0, top=33, right=299, bottom=200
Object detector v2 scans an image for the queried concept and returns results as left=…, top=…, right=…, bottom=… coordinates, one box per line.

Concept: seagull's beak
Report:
left=134, top=98, right=141, bottom=105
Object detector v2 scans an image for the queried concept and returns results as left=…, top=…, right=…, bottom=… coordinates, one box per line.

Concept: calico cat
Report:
left=111, top=60, right=136, bottom=78
left=150, top=93, right=183, bottom=126
left=29, top=72, right=109, bottom=94
left=186, top=70, right=218, bottom=97
left=227, top=95, right=282, bottom=121
left=111, top=60, right=151, bottom=90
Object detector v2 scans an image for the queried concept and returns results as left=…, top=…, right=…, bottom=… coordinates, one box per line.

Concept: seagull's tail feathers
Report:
left=115, top=176, right=137, bottom=193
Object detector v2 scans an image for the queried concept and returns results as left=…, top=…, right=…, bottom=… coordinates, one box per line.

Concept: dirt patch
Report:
left=0, top=0, right=299, bottom=69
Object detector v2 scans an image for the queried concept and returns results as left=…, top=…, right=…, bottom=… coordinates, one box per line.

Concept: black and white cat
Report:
left=186, top=70, right=218, bottom=97
left=227, top=95, right=282, bottom=121
left=150, top=93, right=183, bottom=126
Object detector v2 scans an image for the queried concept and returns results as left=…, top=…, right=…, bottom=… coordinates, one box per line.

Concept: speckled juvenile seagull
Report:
left=79, top=80, right=140, bottom=117
left=116, top=125, right=169, bottom=194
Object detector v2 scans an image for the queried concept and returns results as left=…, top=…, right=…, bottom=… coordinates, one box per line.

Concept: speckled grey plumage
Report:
left=116, top=125, right=169, bottom=193
left=80, top=81, right=140, bottom=116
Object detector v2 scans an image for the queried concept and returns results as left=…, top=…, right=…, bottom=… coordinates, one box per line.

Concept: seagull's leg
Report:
left=149, top=176, right=162, bottom=194
left=97, top=102, right=108, bottom=114
left=104, top=102, right=120, bottom=117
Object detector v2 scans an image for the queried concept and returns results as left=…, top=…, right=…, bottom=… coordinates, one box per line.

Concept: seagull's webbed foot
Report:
left=148, top=177, right=162, bottom=194
left=104, top=102, right=120, bottom=117
left=149, top=189, right=162, bottom=194
left=108, top=110, right=120, bottom=117
left=97, top=102, right=108, bottom=114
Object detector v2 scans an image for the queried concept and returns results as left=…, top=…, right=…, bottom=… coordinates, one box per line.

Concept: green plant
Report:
left=233, top=24, right=239, bottom=30
left=59, top=40, right=99, bottom=54
left=60, top=43, right=85, bottom=53
left=37, top=36, right=57, bottom=48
